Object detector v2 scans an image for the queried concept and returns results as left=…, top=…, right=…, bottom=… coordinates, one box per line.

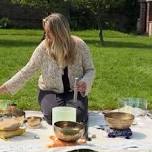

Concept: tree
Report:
left=11, top=0, right=70, bottom=40
left=11, top=0, right=69, bottom=16
left=11, top=0, right=127, bottom=45
left=69, top=0, right=126, bottom=45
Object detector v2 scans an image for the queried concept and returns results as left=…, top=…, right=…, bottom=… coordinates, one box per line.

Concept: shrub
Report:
left=0, top=17, right=11, bottom=28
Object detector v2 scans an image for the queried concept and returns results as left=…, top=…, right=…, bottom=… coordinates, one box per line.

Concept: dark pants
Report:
left=38, top=90, right=88, bottom=125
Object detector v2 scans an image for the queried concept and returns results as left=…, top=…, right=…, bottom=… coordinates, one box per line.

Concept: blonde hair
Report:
left=43, top=13, right=75, bottom=68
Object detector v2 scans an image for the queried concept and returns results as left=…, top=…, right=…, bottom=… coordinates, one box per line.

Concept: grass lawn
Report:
left=0, top=29, right=152, bottom=110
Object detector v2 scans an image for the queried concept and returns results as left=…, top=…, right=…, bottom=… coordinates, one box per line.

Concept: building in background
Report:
left=137, top=0, right=152, bottom=36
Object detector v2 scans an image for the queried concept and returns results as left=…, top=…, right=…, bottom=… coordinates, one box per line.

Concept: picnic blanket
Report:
left=0, top=111, right=152, bottom=152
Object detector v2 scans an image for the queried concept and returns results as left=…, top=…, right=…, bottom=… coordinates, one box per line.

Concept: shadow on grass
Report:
left=0, top=39, right=39, bottom=47
left=0, top=38, right=152, bottom=50
left=104, top=40, right=152, bottom=49
left=84, top=39, right=152, bottom=49
left=0, top=33, right=42, bottom=36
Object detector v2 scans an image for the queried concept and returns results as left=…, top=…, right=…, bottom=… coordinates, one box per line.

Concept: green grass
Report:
left=0, top=29, right=152, bottom=110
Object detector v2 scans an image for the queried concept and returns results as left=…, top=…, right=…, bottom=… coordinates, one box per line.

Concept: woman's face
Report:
left=44, top=23, right=54, bottom=42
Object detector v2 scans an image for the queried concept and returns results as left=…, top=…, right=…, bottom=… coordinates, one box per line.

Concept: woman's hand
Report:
left=76, top=81, right=87, bottom=93
left=0, top=85, right=8, bottom=95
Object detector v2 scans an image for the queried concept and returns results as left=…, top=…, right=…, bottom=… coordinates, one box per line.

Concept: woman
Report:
left=0, top=13, right=95, bottom=125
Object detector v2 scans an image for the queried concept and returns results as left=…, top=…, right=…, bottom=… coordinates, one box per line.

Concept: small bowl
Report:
left=0, top=102, right=25, bottom=125
left=26, top=116, right=42, bottom=128
left=54, top=121, right=85, bottom=142
left=104, top=112, right=134, bottom=129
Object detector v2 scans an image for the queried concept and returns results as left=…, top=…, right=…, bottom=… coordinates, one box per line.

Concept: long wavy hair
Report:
left=43, top=13, right=75, bottom=68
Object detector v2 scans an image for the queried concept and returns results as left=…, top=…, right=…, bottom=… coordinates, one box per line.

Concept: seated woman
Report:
left=0, top=13, right=95, bottom=125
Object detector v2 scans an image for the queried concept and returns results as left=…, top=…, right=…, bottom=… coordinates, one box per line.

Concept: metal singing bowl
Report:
left=104, top=112, right=134, bottom=129
left=26, top=116, right=42, bottom=127
left=54, top=121, right=85, bottom=142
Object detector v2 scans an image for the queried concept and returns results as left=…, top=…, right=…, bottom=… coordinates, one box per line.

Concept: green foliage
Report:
left=69, top=0, right=138, bottom=31
left=10, top=0, right=139, bottom=31
left=69, top=0, right=126, bottom=12
left=11, top=0, right=49, bottom=8
left=11, top=0, right=69, bottom=13
left=0, top=17, right=11, bottom=28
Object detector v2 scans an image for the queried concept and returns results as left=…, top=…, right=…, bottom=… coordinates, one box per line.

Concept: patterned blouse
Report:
left=4, top=36, right=95, bottom=95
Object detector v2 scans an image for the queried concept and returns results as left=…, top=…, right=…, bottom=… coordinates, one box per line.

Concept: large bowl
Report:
left=54, top=121, right=85, bottom=142
left=104, top=112, right=134, bottom=129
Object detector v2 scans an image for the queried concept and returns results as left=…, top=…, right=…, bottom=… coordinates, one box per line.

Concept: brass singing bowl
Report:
left=26, top=116, right=42, bottom=127
left=54, top=121, right=85, bottom=142
left=0, top=102, right=25, bottom=125
left=104, top=112, right=134, bottom=129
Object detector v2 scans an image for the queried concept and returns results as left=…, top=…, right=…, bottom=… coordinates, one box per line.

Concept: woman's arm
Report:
left=1, top=41, right=45, bottom=95
left=78, top=39, right=95, bottom=95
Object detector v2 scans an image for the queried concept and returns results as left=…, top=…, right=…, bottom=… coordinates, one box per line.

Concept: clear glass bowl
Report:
left=118, top=97, right=147, bottom=117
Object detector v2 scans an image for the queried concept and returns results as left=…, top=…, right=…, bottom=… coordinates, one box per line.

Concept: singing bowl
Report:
left=26, top=116, right=42, bottom=128
left=104, top=112, right=134, bottom=129
left=54, top=121, right=85, bottom=142
left=0, top=102, right=25, bottom=125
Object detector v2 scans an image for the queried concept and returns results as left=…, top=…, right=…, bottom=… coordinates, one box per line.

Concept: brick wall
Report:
left=149, top=2, right=152, bottom=21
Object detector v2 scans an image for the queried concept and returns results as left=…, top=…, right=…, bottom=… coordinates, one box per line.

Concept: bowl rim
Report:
left=54, top=121, right=84, bottom=129
left=26, top=116, right=42, bottom=121
left=104, top=112, right=134, bottom=120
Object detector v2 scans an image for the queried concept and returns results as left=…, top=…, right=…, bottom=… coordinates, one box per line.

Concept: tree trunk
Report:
left=97, top=16, right=104, bottom=45
left=99, top=25, right=104, bottom=45
left=96, top=0, right=104, bottom=46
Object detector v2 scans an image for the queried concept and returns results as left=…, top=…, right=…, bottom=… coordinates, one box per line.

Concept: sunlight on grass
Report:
left=0, top=29, right=152, bottom=110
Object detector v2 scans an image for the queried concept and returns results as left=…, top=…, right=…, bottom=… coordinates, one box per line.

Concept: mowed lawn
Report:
left=0, top=29, right=152, bottom=110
